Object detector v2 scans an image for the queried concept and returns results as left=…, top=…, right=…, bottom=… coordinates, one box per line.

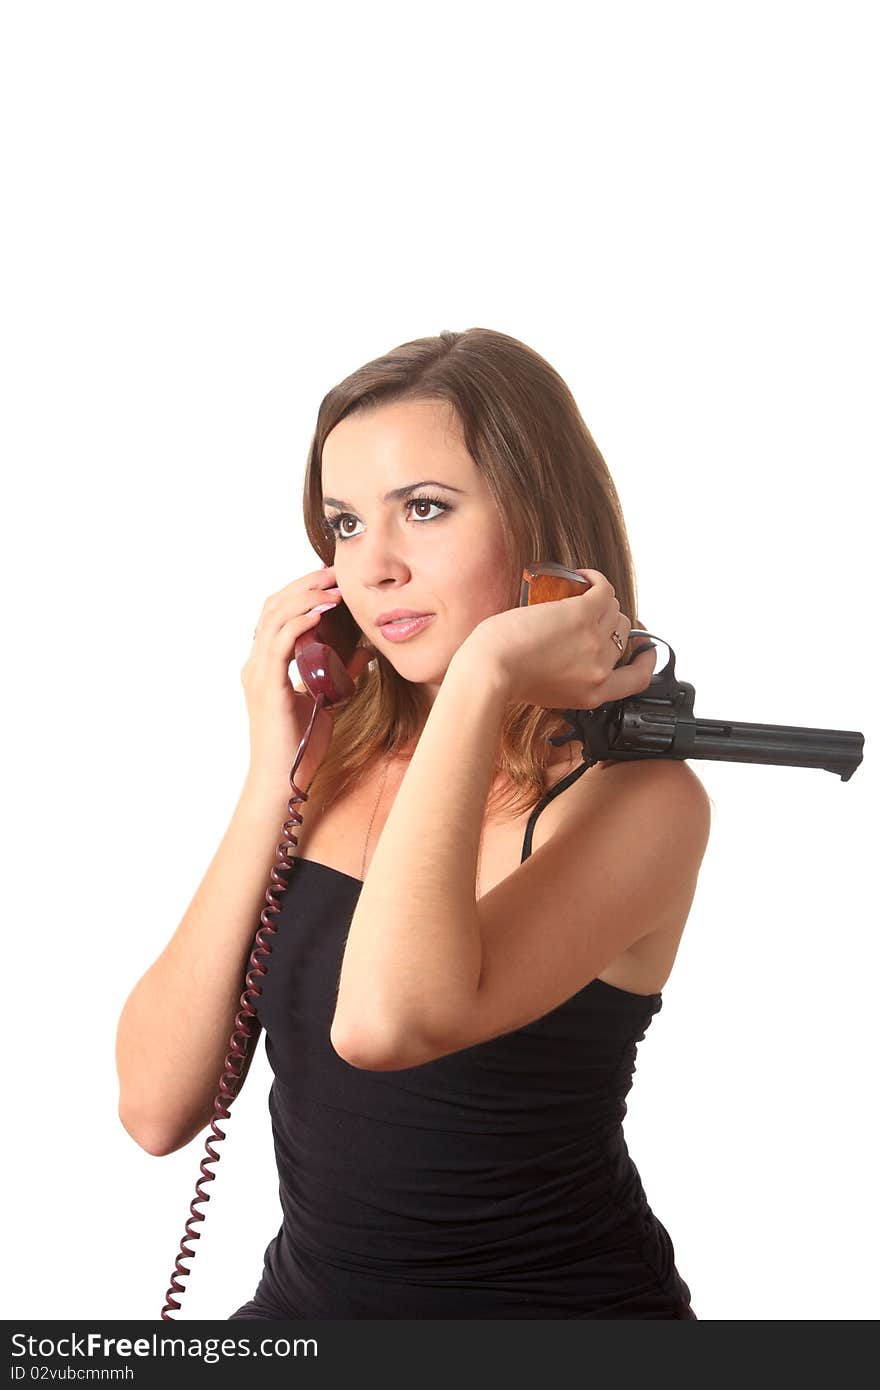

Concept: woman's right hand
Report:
left=240, top=564, right=374, bottom=792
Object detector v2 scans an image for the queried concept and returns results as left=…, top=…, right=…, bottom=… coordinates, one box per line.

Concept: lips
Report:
left=376, top=613, right=435, bottom=641
left=376, top=610, right=433, bottom=626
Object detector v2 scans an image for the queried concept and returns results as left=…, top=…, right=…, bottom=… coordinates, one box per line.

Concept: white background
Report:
left=2, top=1, right=876, bottom=1323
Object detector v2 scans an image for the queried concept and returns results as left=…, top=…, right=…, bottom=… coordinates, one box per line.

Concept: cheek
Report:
left=430, top=515, right=513, bottom=617
left=480, top=533, right=516, bottom=609
left=458, top=556, right=514, bottom=621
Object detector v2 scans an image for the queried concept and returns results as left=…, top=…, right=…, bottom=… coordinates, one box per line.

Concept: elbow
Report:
left=329, top=1014, right=438, bottom=1071
left=117, top=1100, right=188, bottom=1158
left=118, top=1107, right=171, bottom=1157
left=329, top=1015, right=392, bottom=1070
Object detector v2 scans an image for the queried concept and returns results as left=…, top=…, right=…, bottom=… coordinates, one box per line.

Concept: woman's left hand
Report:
left=464, top=568, right=657, bottom=711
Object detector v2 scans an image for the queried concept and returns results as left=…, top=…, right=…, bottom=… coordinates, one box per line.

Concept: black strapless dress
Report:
left=227, top=830, right=696, bottom=1319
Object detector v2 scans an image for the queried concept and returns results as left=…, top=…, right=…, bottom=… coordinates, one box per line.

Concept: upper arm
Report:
left=432, top=759, right=711, bottom=1060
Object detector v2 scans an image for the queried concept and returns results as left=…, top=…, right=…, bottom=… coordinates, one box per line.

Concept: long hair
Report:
left=300, top=327, right=640, bottom=820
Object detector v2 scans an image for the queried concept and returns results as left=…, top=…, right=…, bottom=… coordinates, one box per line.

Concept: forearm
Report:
left=116, top=771, right=292, bottom=1152
left=332, top=641, right=509, bottom=1061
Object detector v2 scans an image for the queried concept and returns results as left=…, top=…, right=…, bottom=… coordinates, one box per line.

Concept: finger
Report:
left=295, top=564, right=337, bottom=596
left=576, top=569, right=619, bottom=627
left=604, top=608, right=630, bottom=663
left=567, top=568, right=606, bottom=613
left=260, top=571, right=338, bottom=618
left=291, top=575, right=341, bottom=609
left=308, top=571, right=339, bottom=593
left=598, top=644, right=658, bottom=705
left=259, top=590, right=339, bottom=642
left=575, top=568, right=615, bottom=597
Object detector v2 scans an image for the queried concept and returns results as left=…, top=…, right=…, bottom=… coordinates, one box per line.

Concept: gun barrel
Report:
left=689, top=717, right=863, bottom=780
left=616, top=708, right=864, bottom=781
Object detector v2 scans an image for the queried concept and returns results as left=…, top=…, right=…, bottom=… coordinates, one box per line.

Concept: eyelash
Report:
left=321, top=494, right=452, bottom=543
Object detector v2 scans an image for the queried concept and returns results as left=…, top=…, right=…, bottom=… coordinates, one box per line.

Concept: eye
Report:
left=322, top=494, right=452, bottom=543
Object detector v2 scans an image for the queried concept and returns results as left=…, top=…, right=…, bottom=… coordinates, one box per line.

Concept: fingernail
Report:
left=311, top=602, right=337, bottom=614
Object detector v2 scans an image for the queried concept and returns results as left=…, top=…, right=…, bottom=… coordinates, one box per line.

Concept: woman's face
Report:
left=320, top=398, right=513, bottom=710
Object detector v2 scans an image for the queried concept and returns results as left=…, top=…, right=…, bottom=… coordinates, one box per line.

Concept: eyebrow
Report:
left=322, top=479, right=466, bottom=510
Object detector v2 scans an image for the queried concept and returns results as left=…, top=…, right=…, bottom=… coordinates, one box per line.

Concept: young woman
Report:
left=117, top=327, right=710, bottom=1319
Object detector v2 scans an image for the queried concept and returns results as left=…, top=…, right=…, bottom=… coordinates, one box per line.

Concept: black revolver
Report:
left=521, top=562, right=864, bottom=783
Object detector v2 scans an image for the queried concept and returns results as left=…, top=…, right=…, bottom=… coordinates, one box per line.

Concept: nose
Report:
left=344, top=518, right=415, bottom=591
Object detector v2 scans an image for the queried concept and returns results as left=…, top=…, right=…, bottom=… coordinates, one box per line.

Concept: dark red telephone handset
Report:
left=159, top=569, right=587, bottom=1319
left=292, top=596, right=363, bottom=709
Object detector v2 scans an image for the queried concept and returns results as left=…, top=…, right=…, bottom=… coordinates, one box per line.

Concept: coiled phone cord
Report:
left=159, top=693, right=326, bottom=1320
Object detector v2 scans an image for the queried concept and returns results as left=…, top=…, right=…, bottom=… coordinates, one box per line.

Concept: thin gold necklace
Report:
left=361, top=754, right=392, bottom=880
left=360, top=752, right=486, bottom=891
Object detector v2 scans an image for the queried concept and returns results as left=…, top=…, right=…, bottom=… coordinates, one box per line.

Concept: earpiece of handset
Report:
left=293, top=599, right=362, bottom=709
left=293, top=631, right=355, bottom=707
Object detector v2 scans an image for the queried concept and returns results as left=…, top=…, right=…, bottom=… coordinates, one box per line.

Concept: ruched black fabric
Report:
left=228, top=820, right=695, bottom=1320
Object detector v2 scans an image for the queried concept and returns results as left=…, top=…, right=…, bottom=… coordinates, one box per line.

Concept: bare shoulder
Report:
left=591, top=755, right=711, bottom=834
left=589, top=757, right=713, bottom=909
left=567, top=757, right=712, bottom=994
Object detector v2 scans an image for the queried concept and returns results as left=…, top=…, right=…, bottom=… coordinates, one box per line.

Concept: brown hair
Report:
left=300, top=327, right=640, bottom=821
